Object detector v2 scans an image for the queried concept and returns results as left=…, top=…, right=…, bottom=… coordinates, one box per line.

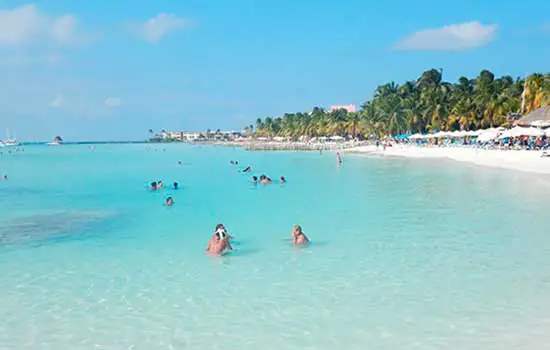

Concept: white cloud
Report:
left=394, top=21, right=498, bottom=51
left=0, top=4, right=81, bottom=46
left=50, top=94, right=63, bottom=107
left=131, top=13, right=188, bottom=43
left=104, top=97, right=122, bottom=108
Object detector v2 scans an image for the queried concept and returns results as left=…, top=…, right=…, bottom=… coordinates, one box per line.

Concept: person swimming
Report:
left=173, top=182, right=179, bottom=190
left=242, top=166, right=252, bottom=173
left=206, top=224, right=233, bottom=255
left=252, top=176, right=258, bottom=184
left=292, top=225, right=309, bottom=245
left=166, top=196, right=174, bottom=206
left=280, top=176, right=286, bottom=184
left=3, top=174, right=7, bottom=180
left=260, top=175, right=272, bottom=184
left=158, top=180, right=164, bottom=189
left=150, top=181, right=158, bottom=190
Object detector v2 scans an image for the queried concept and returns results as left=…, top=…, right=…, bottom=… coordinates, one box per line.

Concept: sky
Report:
left=0, top=0, right=548, bottom=141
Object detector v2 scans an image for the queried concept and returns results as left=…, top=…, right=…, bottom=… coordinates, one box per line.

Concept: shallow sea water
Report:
left=1, top=144, right=550, bottom=349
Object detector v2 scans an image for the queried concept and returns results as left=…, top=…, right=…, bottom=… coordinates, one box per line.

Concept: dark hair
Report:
left=252, top=176, right=258, bottom=181
left=151, top=181, right=157, bottom=187
left=215, top=224, right=225, bottom=231
left=280, top=176, right=285, bottom=180
left=166, top=196, right=173, bottom=202
left=173, top=182, right=178, bottom=188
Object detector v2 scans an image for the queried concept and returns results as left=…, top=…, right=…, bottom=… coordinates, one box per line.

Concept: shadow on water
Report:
left=228, top=248, right=261, bottom=257
left=279, top=238, right=329, bottom=248
left=0, top=211, right=115, bottom=247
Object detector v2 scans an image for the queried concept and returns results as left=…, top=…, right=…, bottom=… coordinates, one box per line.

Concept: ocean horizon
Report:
left=1, top=144, right=550, bottom=349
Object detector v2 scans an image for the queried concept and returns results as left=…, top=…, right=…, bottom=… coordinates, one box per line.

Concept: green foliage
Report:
left=250, top=70, right=549, bottom=138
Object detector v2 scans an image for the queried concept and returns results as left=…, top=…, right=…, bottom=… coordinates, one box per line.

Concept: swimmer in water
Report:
left=280, top=176, right=286, bottom=184
left=178, top=160, right=182, bottom=166
left=336, top=152, right=343, bottom=164
left=3, top=175, right=7, bottom=180
left=158, top=180, right=164, bottom=189
left=173, top=182, right=179, bottom=190
left=166, top=196, right=174, bottom=206
left=252, top=176, right=258, bottom=184
left=242, top=166, right=252, bottom=173
left=150, top=181, right=158, bottom=190
left=292, top=225, right=309, bottom=245
left=206, top=224, right=233, bottom=254
left=260, top=176, right=272, bottom=184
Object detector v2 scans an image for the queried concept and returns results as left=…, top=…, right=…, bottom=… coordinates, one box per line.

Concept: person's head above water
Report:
left=173, top=182, right=178, bottom=189
left=166, top=196, right=174, bottom=205
left=252, top=176, right=258, bottom=182
left=293, top=225, right=303, bottom=234
left=150, top=181, right=157, bottom=190
left=280, top=176, right=286, bottom=183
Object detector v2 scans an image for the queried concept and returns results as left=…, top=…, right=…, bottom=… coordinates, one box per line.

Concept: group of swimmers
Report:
left=251, top=175, right=286, bottom=184
left=150, top=180, right=179, bottom=206
left=205, top=223, right=309, bottom=255
left=230, top=161, right=286, bottom=185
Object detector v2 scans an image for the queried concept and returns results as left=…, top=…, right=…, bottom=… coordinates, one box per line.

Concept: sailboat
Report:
left=1, top=129, right=18, bottom=147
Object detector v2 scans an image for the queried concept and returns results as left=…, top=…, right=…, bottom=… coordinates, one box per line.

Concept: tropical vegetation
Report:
left=250, top=69, right=550, bottom=138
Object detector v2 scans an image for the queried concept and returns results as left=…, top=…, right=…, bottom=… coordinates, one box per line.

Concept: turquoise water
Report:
left=1, top=144, right=550, bottom=349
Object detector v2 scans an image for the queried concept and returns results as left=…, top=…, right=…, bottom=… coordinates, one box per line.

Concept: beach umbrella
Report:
left=499, top=126, right=544, bottom=139
left=477, top=130, right=500, bottom=142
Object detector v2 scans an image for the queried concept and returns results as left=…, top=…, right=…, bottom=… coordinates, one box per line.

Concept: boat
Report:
left=1, top=130, right=18, bottom=147
left=47, top=136, right=63, bottom=146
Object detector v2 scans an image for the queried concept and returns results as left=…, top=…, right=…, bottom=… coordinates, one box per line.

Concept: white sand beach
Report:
left=347, top=145, right=550, bottom=175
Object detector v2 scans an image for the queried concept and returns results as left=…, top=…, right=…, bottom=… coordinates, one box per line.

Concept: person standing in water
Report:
left=336, top=152, right=343, bottom=164
left=206, top=224, right=233, bottom=255
left=291, top=225, right=309, bottom=245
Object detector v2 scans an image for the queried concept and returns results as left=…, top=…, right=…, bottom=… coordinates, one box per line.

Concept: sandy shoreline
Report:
left=345, top=145, right=550, bottom=175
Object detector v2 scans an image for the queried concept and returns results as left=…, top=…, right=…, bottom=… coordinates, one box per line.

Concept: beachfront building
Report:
left=329, top=104, right=357, bottom=113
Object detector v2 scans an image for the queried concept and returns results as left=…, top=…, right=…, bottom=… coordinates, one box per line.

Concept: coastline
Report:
left=345, top=145, right=550, bottom=175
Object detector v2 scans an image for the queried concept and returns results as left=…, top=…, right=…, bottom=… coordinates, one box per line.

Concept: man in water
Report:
left=336, top=152, right=343, bottom=164
left=242, top=166, right=252, bottom=173
left=173, top=182, right=179, bottom=190
left=279, top=176, right=286, bottom=184
left=292, top=225, right=309, bottom=245
left=150, top=181, right=158, bottom=190
left=252, top=176, right=258, bottom=184
left=166, top=197, right=174, bottom=206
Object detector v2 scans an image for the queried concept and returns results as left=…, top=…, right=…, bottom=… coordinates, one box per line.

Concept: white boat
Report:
left=1, top=130, right=18, bottom=147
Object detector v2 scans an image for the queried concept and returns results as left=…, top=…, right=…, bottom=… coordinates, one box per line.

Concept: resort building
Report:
left=330, top=104, right=357, bottom=113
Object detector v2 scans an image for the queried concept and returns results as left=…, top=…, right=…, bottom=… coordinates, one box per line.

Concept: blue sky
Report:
left=0, top=0, right=548, bottom=141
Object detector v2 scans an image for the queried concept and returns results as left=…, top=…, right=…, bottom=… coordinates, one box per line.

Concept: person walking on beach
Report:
left=291, top=225, right=309, bottom=245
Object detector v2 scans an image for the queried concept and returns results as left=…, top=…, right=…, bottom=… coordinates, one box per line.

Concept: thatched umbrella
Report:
left=515, top=107, right=550, bottom=127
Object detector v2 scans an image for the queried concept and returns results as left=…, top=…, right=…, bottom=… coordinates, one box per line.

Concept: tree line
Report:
left=247, top=69, right=550, bottom=138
